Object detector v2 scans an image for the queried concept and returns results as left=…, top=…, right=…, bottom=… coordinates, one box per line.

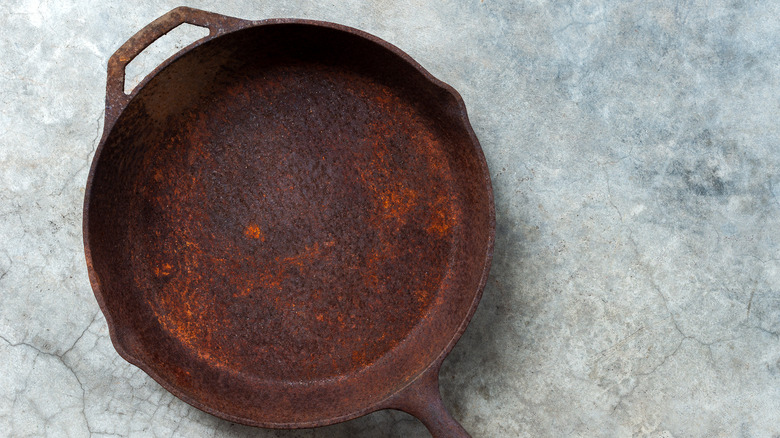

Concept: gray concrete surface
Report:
left=2, top=0, right=780, bottom=436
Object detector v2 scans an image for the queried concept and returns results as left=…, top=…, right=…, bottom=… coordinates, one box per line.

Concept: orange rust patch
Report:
left=154, top=263, right=173, bottom=277
left=427, top=217, right=450, bottom=235
left=378, top=185, right=418, bottom=223
left=414, top=289, right=430, bottom=304
left=351, top=350, right=372, bottom=367
left=244, top=223, right=265, bottom=240
left=426, top=193, right=455, bottom=237
left=427, top=209, right=453, bottom=237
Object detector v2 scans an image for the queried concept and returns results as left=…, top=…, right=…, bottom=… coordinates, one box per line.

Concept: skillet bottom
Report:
left=127, top=60, right=458, bottom=382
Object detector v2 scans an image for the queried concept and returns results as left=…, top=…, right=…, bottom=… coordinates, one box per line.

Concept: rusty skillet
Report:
left=83, top=7, right=494, bottom=437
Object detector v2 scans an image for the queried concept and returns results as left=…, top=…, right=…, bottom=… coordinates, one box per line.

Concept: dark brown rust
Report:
left=83, top=7, right=494, bottom=438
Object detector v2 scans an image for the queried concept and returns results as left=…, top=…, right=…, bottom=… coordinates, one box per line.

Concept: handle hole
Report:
left=124, top=23, right=210, bottom=95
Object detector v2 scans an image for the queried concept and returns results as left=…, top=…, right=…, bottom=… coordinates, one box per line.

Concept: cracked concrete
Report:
left=2, top=0, right=780, bottom=436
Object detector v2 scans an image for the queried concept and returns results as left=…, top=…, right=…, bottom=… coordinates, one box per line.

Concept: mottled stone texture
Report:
left=1, top=0, right=779, bottom=436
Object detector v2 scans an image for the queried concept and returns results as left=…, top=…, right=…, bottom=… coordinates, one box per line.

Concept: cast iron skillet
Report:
left=83, top=7, right=494, bottom=437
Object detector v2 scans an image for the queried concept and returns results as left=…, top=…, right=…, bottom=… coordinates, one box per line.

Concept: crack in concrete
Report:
left=0, top=330, right=93, bottom=435
left=57, top=110, right=103, bottom=197
left=746, top=285, right=756, bottom=319
left=601, top=164, right=624, bottom=222
left=61, top=312, right=99, bottom=359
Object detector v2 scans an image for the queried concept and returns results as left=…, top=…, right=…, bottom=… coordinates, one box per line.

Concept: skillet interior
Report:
left=85, top=23, right=492, bottom=426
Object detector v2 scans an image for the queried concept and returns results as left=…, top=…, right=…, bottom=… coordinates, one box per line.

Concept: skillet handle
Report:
left=386, top=364, right=471, bottom=438
left=104, top=7, right=247, bottom=126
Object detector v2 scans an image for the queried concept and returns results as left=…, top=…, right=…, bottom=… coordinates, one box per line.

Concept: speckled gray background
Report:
left=2, top=1, right=780, bottom=436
